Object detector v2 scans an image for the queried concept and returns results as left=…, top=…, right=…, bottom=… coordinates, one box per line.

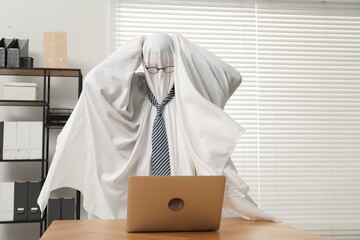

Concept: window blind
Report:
left=110, top=1, right=360, bottom=239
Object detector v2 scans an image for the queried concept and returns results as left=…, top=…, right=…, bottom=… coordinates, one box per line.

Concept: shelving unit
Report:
left=0, top=67, right=82, bottom=236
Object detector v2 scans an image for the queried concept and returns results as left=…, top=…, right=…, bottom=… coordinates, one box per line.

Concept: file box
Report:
left=3, top=82, right=37, bottom=100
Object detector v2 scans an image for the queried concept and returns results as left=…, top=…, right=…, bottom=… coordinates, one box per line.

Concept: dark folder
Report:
left=7, top=39, right=29, bottom=67
left=48, top=198, right=61, bottom=227
left=0, top=38, right=15, bottom=67
left=27, top=181, right=41, bottom=220
left=14, top=181, right=28, bottom=221
left=61, top=198, right=75, bottom=220
left=0, top=122, right=4, bottom=160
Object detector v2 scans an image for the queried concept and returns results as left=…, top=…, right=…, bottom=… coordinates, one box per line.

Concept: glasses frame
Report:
left=145, top=65, right=175, bottom=74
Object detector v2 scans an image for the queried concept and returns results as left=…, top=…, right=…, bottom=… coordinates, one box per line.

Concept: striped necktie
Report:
left=147, top=85, right=175, bottom=176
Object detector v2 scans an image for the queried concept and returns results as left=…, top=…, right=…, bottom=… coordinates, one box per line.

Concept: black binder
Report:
left=0, top=122, right=4, bottom=160
left=61, top=198, right=75, bottom=220
left=27, top=181, right=41, bottom=220
left=14, top=181, right=28, bottom=221
left=48, top=198, right=61, bottom=227
left=46, top=108, right=73, bottom=126
left=0, top=38, right=15, bottom=67
left=7, top=39, right=29, bottom=68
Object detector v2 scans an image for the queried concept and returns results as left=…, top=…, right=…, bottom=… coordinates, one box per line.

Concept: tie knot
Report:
left=156, top=104, right=165, bottom=117
left=147, top=85, right=175, bottom=116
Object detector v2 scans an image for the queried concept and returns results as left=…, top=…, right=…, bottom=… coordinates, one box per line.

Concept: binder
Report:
left=0, top=122, right=3, bottom=160
left=48, top=198, right=61, bottom=227
left=16, top=122, right=30, bottom=159
left=61, top=198, right=75, bottom=220
left=7, top=39, right=29, bottom=68
left=2, top=122, right=17, bottom=160
left=29, top=122, right=43, bottom=159
left=14, top=181, right=28, bottom=221
left=0, top=182, right=14, bottom=221
left=46, top=108, right=73, bottom=126
left=0, top=38, right=15, bottom=67
left=27, top=181, right=41, bottom=220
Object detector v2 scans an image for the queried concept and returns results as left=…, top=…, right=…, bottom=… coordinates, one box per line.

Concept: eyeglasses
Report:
left=145, top=66, right=175, bottom=74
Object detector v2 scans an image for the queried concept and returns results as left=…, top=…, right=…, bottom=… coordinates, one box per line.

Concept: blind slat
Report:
left=111, top=0, right=360, bottom=239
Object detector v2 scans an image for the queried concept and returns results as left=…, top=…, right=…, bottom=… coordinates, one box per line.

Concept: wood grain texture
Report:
left=40, top=218, right=327, bottom=240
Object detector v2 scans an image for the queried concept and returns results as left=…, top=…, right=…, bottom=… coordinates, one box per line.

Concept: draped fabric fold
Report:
left=38, top=33, right=276, bottom=221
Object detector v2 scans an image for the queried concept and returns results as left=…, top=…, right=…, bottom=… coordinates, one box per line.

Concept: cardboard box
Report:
left=43, top=32, right=67, bottom=68
left=3, top=82, right=37, bottom=100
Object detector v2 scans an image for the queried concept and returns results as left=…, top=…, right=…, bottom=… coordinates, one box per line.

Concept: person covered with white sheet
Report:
left=38, top=33, right=277, bottom=221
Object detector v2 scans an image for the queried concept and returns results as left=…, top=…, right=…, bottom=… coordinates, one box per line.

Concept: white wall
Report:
left=0, top=0, right=109, bottom=239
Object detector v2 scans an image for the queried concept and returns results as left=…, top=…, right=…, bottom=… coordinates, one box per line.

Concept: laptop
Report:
left=126, top=175, right=226, bottom=233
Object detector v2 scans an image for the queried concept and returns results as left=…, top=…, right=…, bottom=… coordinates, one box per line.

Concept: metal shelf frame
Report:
left=0, top=67, right=82, bottom=236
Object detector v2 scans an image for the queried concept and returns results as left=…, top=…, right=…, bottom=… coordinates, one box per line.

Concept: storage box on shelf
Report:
left=3, top=82, right=37, bottom=100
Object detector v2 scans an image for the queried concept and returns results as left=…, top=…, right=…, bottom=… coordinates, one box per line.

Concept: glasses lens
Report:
left=164, top=66, right=175, bottom=73
left=147, top=67, right=159, bottom=74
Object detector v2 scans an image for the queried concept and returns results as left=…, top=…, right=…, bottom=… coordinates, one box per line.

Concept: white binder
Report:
left=16, top=122, right=30, bottom=159
left=30, top=122, right=43, bottom=159
left=0, top=182, right=14, bottom=221
left=3, top=122, right=17, bottom=160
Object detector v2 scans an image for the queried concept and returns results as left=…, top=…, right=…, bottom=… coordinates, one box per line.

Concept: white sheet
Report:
left=38, top=33, right=276, bottom=221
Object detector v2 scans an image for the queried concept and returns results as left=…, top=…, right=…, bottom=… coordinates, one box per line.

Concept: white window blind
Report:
left=110, top=1, right=360, bottom=239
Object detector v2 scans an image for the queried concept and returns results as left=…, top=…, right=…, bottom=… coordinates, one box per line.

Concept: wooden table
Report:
left=40, top=218, right=327, bottom=240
